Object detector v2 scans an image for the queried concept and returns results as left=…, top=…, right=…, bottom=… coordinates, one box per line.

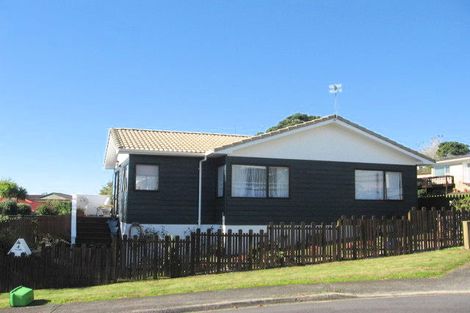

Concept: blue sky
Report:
left=0, top=1, right=469, bottom=194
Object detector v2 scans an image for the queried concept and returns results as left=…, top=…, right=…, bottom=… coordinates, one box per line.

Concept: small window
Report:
left=269, top=167, right=289, bottom=198
left=135, top=164, right=159, bottom=191
left=434, top=165, right=449, bottom=176
left=232, top=165, right=267, bottom=197
left=355, top=170, right=384, bottom=200
left=385, top=172, right=403, bottom=200
left=217, top=165, right=225, bottom=197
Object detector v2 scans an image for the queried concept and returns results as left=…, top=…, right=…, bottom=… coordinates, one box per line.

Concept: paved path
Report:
left=2, top=265, right=470, bottom=313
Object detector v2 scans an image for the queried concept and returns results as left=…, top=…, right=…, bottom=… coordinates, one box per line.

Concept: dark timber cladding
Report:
left=224, top=156, right=418, bottom=225
left=125, top=154, right=204, bottom=224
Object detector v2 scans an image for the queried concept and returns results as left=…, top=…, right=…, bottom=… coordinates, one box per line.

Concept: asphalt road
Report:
left=211, top=294, right=470, bottom=313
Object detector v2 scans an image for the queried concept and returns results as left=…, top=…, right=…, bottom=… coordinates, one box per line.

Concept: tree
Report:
left=263, top=113, right=320, bottom=133
left=436, top=141, right=469, bottom=159
left=419, top=136, right=443, bottom=159
left=0, top=179, right=27, bottom=201
left=100, top=181, right=113, bottom=196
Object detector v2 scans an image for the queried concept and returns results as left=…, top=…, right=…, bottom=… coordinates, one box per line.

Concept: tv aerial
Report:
left=329, top=83, right=342, bottom=115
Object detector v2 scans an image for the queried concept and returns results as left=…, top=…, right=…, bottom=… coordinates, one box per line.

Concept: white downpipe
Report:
left=71, top=194, right=77, bottom=245
left=198, top=156, right=208, bottom=226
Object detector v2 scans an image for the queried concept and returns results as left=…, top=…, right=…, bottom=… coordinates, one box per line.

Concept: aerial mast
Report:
left=328, top=83, right=343, bottom=115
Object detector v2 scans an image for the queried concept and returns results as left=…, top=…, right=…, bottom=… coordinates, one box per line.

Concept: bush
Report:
left=0, top=200, right=17, bottom=215
left=36, top=204, right=58, bottom=216
left=17, top=203, right=32, bottom=215
left=451, top=197, right=470, bottom=211
left=35, top=201, right=72, bottom=216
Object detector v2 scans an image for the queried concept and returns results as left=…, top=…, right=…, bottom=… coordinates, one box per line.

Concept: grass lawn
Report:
left=1, top=247, right=469, bottom=308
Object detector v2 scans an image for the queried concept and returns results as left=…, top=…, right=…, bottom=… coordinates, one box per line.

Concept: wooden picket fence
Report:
left=1, top=207, right=469, bottom=291
left=0, top=215, right=70, bottom=253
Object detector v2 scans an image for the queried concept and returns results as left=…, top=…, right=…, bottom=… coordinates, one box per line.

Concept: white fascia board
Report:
left=104, top=139, right=119, bottom=169
left=212, top=119, right=336, bottom=155
left=336, top=121, right=434, bottom=165
left=119, top=149, right=205, bottom=158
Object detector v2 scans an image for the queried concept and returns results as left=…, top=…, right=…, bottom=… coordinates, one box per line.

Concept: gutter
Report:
left=198, top=155, right=208, bottom=226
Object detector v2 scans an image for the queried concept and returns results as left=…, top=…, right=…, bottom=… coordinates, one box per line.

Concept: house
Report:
left=104, top=115, right=433, bottom=237
left=25, top=193, right=72, bottom=211
left=428, top=154, right=470, bottom=193
left=28, top=193, right=72, bottom=202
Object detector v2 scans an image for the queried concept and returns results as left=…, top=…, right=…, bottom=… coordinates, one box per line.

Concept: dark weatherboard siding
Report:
left=224, top=156, right=417, bottom=225
left=125, top=154, right=205, bottom=224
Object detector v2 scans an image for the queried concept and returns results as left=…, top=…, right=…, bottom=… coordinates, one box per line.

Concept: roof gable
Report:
left=212, top=115, right=433, bottom=165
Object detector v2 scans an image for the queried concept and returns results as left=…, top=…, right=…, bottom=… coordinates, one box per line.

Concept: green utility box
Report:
left=9, top=286, right=34, bottom=307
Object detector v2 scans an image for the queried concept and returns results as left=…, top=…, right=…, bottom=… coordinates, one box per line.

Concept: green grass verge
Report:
left=1, top=247, right=469, bottom=308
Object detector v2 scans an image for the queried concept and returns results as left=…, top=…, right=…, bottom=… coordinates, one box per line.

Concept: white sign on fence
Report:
left=8, top=238, right=32, bottom=257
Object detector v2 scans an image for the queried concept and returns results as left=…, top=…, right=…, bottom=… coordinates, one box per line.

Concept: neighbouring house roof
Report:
left=104, top=115, right=434, bottom=169
left=27, top=193, right=72, bottom=201
left=436, top=153, right=470, bottom=164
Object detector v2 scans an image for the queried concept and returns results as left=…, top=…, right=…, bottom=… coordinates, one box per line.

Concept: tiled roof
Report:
left=109, top=128, right=250, bottom=154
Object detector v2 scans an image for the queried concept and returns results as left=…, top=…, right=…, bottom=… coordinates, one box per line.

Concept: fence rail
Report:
left=1, top=208, right=469, bottom=291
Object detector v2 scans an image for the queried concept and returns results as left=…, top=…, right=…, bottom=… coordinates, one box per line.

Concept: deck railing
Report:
left=418, top=175, right=454, bottom=191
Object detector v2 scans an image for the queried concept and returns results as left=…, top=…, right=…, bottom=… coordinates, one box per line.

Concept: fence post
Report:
left=248, top=229, right=254, bottom=270
left=216, top=229, right=222, bottom=274
left=190, top=232, right=196, bottom=275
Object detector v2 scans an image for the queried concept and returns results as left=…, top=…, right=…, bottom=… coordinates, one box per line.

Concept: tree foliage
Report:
left=419, top=136, right=443, bottom=159
left=264, top=113, right=320, bottom=133
left=36, top=200, right=72, bottom=216
left=436, top=141, right=469, bottom=159
left=0, top=179, right=27, bottom=200
left=100, top=181, right=113, bottom=196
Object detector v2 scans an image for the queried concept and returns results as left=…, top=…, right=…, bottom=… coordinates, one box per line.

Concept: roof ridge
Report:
left=111, top=127, right=251, bottom=138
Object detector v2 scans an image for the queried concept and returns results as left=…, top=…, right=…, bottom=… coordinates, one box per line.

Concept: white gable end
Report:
left=228, top=122, right=422, bottom=165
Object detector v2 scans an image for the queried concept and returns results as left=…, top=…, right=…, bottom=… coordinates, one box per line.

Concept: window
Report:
left=355, top=170, right=384, bottom=200
left=217, top=165, right=225, bottom=197
left=355, top=170, right=403, bottom=200
left=135, top=164, right=159, bottom=191
left=232, top=165, right=266, bottom=197
left=464, top=163, right=470, bottom=183
left=269, top=167, right=289, bottom=197
left=231, top=165, right=289, bottom=198
left=434, top=166, right=449, bottom=176
left=385, top=172, right=403, bottom=200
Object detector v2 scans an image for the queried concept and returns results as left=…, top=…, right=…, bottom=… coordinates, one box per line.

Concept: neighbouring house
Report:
left=26, top=193, right=72, bottom=211
left=104, top=115, right=433, bottom=237
left=427, top=154, right=470, bottom=193
left=0, top=198, right=42, bottom=211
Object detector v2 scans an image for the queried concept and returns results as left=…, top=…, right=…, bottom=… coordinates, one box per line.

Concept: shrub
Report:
left=17, top=203, right=32, bottom=215
left=36, top=201, right=72, bottom=216
left=36, top=204, right=58, bottom=216
left=451, top=197, right=470, bottom=211
left=0, top=200, right=18, bottom=215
